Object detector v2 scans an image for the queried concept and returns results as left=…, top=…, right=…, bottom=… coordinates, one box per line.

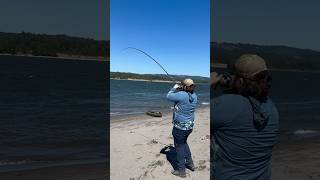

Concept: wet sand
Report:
left=271, top=138, right=320, bottom=180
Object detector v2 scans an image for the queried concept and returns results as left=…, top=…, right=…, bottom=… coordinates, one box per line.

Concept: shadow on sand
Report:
left=160, top=145, right=178, bottom=170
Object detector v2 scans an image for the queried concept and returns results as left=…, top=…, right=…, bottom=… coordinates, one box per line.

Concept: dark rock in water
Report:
left=146, top=111, right=162, bottom=117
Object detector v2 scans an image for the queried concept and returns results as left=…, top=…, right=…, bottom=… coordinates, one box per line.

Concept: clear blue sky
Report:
left=0, top=0, right=108, bottom=40
left=213, top=0, right=320, bottom=51
left=111, top=0, right=210, bottom=77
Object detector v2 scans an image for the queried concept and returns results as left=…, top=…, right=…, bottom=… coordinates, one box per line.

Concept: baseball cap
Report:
left=234, top=54, right=268, bottom=77
left=183, top=78, right=194, bottom=86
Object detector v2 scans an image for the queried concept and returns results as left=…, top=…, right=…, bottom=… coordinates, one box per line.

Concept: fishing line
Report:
left=120, top=47, right=182, bottom=150
left=121, top=47, right=177, bottom=83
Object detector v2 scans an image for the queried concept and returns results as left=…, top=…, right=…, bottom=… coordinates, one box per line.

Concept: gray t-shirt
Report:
left=212, top=94, right=279, bottom=180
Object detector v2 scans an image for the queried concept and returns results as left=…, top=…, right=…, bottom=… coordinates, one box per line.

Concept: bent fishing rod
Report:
left=121, top=47, right=178, bottom=83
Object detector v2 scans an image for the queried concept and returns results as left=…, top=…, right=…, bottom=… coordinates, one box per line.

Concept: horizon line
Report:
left=212, top=41, right=320, bottom=52
left=110, top=71, right=210, bottom=78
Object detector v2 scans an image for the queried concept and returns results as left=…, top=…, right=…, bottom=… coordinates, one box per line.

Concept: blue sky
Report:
left=110, top=0, right=210, bottom=77
left=0, top=0, right=107, bottom=40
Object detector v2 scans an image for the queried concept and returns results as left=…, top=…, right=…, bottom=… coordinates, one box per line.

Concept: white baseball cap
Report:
left=234, top=54, right=268, bottom=77
left=183, top=78, right=194, bottom=86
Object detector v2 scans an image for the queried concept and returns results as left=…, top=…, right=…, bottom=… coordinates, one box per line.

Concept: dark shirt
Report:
left=212, top=94, right=279, bottom=180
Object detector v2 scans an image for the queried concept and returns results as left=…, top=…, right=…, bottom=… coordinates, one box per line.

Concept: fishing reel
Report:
left=173, top=82, right=185, bottom=91
left=176, top=85, right=185, bottom=91
left=220, top=72, right=234, bottom=88
left=175, top=82, right=194, bottom=92
left=212, top=72, right=235, bottom=91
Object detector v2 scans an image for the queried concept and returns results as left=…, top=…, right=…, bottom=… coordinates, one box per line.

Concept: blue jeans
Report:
left=172, top=127, right=193, bottom=171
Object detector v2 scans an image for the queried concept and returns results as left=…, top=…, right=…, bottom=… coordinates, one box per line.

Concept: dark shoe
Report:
left=171, top=170, right=186, bottom=178
left=186, top=163, right=195, bottom=171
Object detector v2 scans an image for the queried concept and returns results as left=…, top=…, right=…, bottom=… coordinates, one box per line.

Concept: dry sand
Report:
left=110, top=107, right=210, bottom=180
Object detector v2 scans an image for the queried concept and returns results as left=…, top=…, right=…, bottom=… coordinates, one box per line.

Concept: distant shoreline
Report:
left=211, top=63, right=320, bottom=73
left=269, top=68, right=320, bottom=73
left=211, top=63, right=228, bottom=68
left=110, top=72, right=210, bottom=84
left=0, top=53, right=109, bottom=62
left=110, top=78, right=176, bottom=83
left=110, top=78, right=210, bottom=84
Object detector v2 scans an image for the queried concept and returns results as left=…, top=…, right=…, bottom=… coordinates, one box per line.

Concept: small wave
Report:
left=201, top=102, right=210, bottom=105
left=110, top=111, right=146, bottom=117
left=133, top=93, right=146, bottom=95
left=277, top=100, right=320, bottom=105
left=77, top=99, right=106, bottom=104
left=0, top=160, right=29, bottom=166
left=110, top=112, right=122, bottom=117
left=293, top=130, right=319, bottom=135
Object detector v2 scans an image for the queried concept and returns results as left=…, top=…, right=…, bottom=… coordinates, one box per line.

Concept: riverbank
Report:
left=210, top=63, right=320, bottom=73
left=110, top=77, right=178, bottom=83
left=110, top=78, right=210, bottom=84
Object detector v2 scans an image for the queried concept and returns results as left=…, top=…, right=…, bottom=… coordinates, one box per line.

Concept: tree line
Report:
left=211, top=42, right=320, bottom=71
left=111, top=72, right=210, bottom=83
left=0, top=32, right=109, bottom=58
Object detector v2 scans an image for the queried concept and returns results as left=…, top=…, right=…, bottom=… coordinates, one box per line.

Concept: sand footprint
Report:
left=197, top=160, right=207, bottom=171
left=147, top=139, right=159, bottom=145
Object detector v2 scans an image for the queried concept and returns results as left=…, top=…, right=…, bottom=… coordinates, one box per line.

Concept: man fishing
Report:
left=212, top=54, right=279, bottom=180
left=122, top=47, right=199, bottom=177
left=167, top=78, right=198, bottom=178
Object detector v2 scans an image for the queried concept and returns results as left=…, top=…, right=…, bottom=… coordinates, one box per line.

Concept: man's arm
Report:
left=166, top=84, right=185, bottom=102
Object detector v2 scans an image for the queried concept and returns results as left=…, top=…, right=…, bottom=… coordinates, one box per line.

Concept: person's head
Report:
left=182, top=78, right=195, bottom=93
left=232, top=54, right=272, bottom=102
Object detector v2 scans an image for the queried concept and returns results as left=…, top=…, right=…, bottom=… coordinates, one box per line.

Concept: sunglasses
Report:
left=242, top=72, right=272, bottom=83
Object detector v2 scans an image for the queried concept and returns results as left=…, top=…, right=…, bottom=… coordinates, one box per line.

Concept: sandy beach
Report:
left=110, top=107, right=210, bottom=180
